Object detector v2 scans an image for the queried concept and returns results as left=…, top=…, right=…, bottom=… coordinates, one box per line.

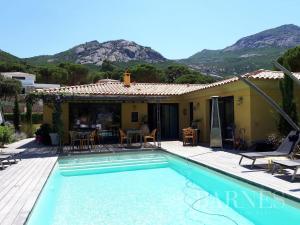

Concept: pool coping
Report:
left=159, top=148, right=300, bottom=204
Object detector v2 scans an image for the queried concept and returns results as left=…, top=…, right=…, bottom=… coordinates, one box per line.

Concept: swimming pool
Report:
left=26, top=151, right=300, bottom=225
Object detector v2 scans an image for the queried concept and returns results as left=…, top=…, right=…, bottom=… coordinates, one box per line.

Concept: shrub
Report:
left=0, top=125, right=14, bottom=147
left=13, top=95, right=20, bottom=131
left=35, top=123, right=51, bottom=145
left=266, top=133, right=284, bottom=148
left=4, top=113, right=43, bottom=124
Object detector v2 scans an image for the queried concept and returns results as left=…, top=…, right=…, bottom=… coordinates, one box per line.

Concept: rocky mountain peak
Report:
left=224, top=24, right=300, bottom=51
left=61, top=39, right=166, bottom=65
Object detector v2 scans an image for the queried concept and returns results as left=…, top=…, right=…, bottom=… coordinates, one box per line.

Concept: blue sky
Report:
left=0, top=0, right=299, bottom=59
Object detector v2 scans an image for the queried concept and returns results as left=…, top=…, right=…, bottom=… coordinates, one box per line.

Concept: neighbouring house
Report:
left=36, top=70, right=300, bottom=146
left=0, top=72, right=60, bottom=94
left=1, top=72, right=60, bottom=113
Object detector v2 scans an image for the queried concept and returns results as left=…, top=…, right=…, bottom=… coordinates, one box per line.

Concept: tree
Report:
left=175, top=73, right=214, bottom=84
left=277, top=47, right=300, bottom=135
left=59, top=63, right=89, bottom=85
left=129, top=64, right=165, bottom=83
left=101, top=60, right=115, bottom=72
left=0, top=76, right=22, bottom=98
left=165, top=65, right=191, bottom=83
left=277, top=46, right=300, bottom=72
left=25, top=99, right=33, bottom=137
left=0, top=77, right=22, bottom=128
left=13, top=94, right=20, bottom=131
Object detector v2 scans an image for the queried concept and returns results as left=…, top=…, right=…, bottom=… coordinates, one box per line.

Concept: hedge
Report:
left=4, top=113, right=43, bottom=124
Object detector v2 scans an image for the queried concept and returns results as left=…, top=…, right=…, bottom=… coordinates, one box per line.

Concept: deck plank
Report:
left=0, top=139, right=57, bottom=225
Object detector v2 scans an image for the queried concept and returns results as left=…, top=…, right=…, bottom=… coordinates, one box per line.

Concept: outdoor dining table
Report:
left=74, top=131, right=92, bottom=150
left=126, top=129, right=143, bottom=148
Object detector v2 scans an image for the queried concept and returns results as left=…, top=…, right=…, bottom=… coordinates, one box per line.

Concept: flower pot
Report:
left=49, top=133, right=60, bottom=146
left=35, top=135, right=42, bottom=144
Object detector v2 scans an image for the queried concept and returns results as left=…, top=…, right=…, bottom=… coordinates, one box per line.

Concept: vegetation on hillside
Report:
left=0, top=50, right=215, bottom=85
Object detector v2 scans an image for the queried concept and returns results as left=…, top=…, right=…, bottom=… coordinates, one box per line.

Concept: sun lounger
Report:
left=2, top=149, right=23, bottom=161
left=0, top=154, right=13, bottom=169
left=239, top=130, right=300, bottom=168
left=272, top=159, right=300, bottom=181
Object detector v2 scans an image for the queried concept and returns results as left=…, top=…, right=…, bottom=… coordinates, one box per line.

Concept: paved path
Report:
left=0, top=139, right=57, bottom=225
left=161, top=141, right=300, bottom=200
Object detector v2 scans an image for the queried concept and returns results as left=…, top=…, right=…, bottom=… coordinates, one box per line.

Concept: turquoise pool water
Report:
left=26, top=152, right=300, bottom=225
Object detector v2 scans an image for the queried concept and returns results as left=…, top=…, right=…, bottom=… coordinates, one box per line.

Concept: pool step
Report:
left=59, top=155, right=166, bottom=166
left=58, top=155, right=169, bottom=176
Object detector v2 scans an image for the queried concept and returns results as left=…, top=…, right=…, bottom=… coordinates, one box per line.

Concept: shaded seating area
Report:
left=239, top=130, right=300, bottom=168
left=69, top=130, right=97, bottom=151
left=119, top=128, right=157, bottom=148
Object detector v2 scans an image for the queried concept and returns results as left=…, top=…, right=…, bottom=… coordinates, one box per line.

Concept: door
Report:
left=148, top=103, right=179, bottom=140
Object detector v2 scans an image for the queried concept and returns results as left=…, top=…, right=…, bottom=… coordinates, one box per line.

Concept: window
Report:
left=12, top=76, right=26, bottom=80
left=131, top=112, right=138, bottom=122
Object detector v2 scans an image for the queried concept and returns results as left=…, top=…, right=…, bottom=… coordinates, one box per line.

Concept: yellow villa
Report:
left=36, top=69, right=300, bottom=146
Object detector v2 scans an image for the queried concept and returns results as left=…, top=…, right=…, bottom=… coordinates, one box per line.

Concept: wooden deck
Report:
left=0, top=139, right=58, bottom=225
left=161, top=141, right=300, bottom=201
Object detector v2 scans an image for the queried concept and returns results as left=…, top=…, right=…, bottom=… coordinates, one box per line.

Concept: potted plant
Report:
left=49, top=130, right=60, bottom=146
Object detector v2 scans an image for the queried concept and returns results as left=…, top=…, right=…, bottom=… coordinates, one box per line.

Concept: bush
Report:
left=35, top=123, right=51, bottom=145
left=4, top=113, right=43, bottom=124
left=0, top=125, right=14, bottom=147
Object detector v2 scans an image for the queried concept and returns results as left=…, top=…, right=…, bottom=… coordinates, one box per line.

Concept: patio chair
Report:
left=239, top=130, right=300, bottom=168
left=182, top=127, right=196, bottom=146
left=272, top=159, right=300, bottom=181
left=119, top=129, right=129, bottom=146
left=79, top=132, right=91, bottom=150
left=89, top=130, right=96, bottom=149
left=69, top=131, right=81, bottom=151
left=144, top=129, right=157, bottom=146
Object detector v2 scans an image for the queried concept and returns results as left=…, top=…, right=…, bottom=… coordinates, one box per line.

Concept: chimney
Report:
left=124, top=70, right=131, bottom=87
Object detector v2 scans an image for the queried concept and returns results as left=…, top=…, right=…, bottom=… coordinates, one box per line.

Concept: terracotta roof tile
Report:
left=191, top=69, right=300, bottom=91
left=36, top=70, right=300, bottom=97
left=36, top=82, right=205, bottom=96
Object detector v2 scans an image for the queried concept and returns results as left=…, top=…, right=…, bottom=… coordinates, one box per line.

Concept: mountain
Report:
left=0, top=49, right=21, bottom=63
left=27, top=40, right=166, bottom=65
left=181, top=24, right=300, bottom=76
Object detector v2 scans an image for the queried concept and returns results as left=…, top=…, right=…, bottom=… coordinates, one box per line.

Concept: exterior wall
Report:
left=43, top=103, right=53, bottom=126
left=43, top=102, right=69, bottom=144
left=121, top=103, right=147, bottom=130
left=250, top=80, right=300, bottom=143
left=183, top=82, right=252, bottom=144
